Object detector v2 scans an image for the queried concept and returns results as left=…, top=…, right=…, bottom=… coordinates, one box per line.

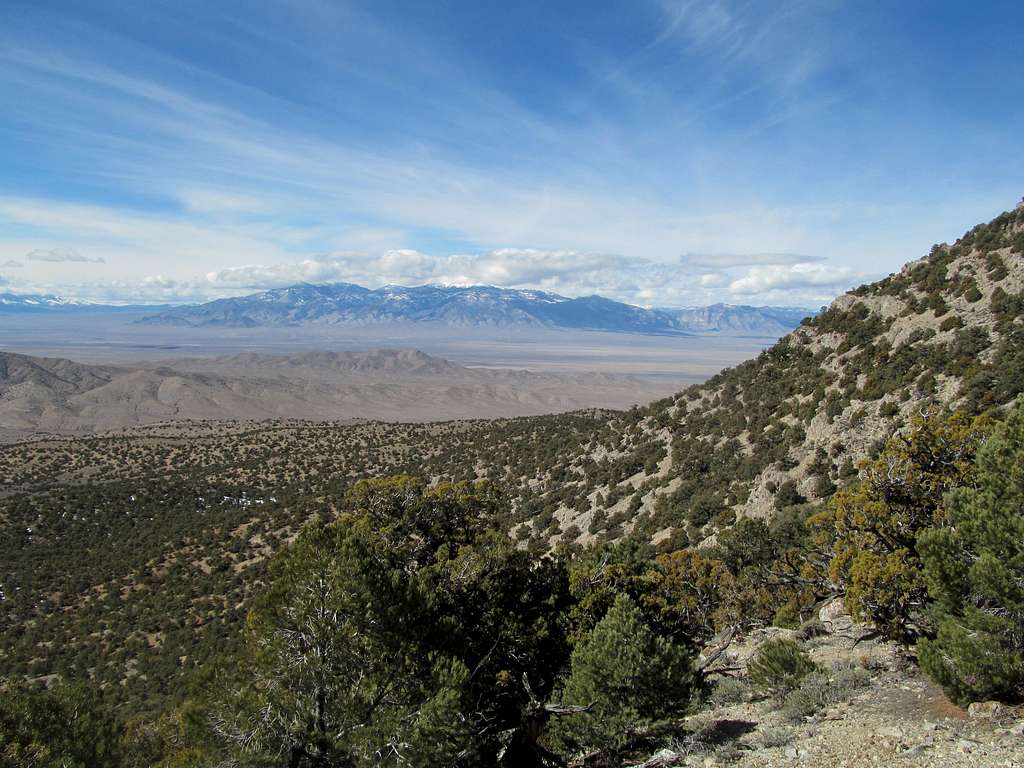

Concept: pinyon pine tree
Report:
left=747, top=638, right=817, bottom=698
left=917, top=399, right=1024, bottom=704
left=545, top=594, right=693, bottom=762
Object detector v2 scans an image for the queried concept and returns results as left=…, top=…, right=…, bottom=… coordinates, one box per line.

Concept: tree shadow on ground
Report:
left=692, top=718, right=758, bottom=747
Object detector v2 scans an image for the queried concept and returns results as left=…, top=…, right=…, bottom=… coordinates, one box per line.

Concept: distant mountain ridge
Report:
left=661, top=303, right=812, bottom=334
left=136, top=282, right=814, bottom=335
left=0, top=293, right=153, bottom=313
left=0, top=292, right=99, bottom=311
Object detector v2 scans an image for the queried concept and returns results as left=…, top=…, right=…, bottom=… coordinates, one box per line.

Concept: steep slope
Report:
left=136, top=282, right=812, bottom=335
left=416, top=200, right=1024, bottom=550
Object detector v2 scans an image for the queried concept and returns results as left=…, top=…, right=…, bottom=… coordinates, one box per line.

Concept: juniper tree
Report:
left=206, top=477, right=573, bottom=768
left=810, top=410, right=989, bottom=640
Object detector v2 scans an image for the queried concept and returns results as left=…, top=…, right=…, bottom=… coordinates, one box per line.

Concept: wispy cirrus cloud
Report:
left=0, top=0, right=1021, bottom=313
left=26, top=247, right=105, bottom=264
left=655, top=0, right=848, bottom=92
left=680, top=252, right=823, bottom=269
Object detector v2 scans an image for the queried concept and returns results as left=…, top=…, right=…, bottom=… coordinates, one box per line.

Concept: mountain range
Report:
left=133, top=283, right=812, bottom=335
left=0, top=292, right=99, bottom=311
left=0, top=293, right=153, bottom=313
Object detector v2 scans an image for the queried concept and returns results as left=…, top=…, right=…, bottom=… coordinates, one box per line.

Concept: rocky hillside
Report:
left=441, top=200, right=1024, bottom=551
left=639, top=598, right=1023, bottom=768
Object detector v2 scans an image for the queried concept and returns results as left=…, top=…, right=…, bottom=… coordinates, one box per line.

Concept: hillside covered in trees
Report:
left=2, top=202, right=1024, bottom=766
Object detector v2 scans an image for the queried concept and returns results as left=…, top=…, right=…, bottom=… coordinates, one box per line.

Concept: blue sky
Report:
left=0, top=0, right=1021, bottom=306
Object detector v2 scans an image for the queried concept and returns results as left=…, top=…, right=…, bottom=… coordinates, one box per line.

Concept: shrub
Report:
left=774, top=480, right=806, bottom=510
left=795, top=619, right=827, bottom=641
left=986, top=253, right=1009, bottom=281
left=708, top=676, right=750, bottom=707
left=918, top=400, right=1024, bottom=705
left=813, top=474, right=837, bottom=498
left=772, top=603, right=801, bottom=629
left=561, top=523, right=582, bottom=543
left=546, top=594, right=694, bottom=759
left=747, top=638, right=817, bottom=697
left=939, top=315, right=964, bottom=332
left=779, top=664, right=870, bottom=721
left=753, top=727, right=794, bottom=749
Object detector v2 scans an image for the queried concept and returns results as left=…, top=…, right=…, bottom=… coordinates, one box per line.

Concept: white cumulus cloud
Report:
left=10, top=246, right=873, bottom=309
left=728, top=262, right=855, bottom=296
left=201, top=249, right=637, bottom=296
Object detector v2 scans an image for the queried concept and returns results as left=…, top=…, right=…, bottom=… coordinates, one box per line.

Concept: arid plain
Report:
left=0, top=310, right=782, bottom=440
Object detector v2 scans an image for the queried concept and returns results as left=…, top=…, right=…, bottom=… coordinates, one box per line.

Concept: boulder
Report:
left=818, top=597, right=875, bottom=642
left=967, top=701, right=1009, bottom=719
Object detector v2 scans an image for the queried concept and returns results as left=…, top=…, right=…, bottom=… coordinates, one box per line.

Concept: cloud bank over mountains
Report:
left=197, top=248, right=861, bottom=307
left=0, top=188, right=871, bottom=307
left=0, top=245, right=864, bottom=308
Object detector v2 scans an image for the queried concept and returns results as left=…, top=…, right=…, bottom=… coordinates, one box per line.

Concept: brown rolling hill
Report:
left=0, top=348, right=683, bottom=438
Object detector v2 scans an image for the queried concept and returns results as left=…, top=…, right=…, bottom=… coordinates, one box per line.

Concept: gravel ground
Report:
left=684, top=674, right=1023, bottom=767
left=624, top=601, right=1024, bottom=768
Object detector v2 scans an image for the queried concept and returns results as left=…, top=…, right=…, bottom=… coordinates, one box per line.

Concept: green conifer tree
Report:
left=917, top=400, right=1024, bottom=704
left=0, top=680, right=123, bottom=768
left=746, top=638, right=817, bottom=697
left=207, top=510, right=471, bottom=767
left=545, top=594, right=693, bottom=762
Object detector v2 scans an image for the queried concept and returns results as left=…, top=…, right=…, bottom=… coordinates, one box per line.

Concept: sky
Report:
left=0, top=0, right=1022, bottom=308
